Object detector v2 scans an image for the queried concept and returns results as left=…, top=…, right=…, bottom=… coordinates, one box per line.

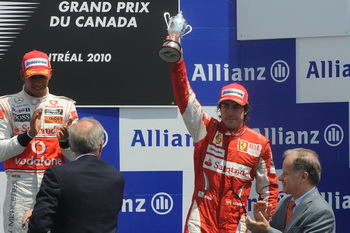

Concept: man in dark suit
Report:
left=246, top=148, right=335, bottom=233
left=22, top=117, right=125, bottom=233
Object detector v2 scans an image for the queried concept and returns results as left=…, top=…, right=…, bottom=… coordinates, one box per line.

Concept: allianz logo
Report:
left=191, top=60, right=289, bottom=83
left=103, top=130, right=109, bottom=147
left=130, top=124, right=344, bottom=147
left=306, top=60, right=350, bottom=78
left=252, top=124, right=344, bottom=147
left=122, top=192, right=173, bottom=215
left=131, top=129, right=193, bottom=147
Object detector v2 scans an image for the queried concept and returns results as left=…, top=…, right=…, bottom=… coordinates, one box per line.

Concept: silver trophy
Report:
left=158, top=11, right=192, bottom=63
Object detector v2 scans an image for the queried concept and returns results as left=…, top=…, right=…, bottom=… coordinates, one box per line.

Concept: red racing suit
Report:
left=171, top=60, right=278, bottom=233
left=0, top=88, right=78, bottom=233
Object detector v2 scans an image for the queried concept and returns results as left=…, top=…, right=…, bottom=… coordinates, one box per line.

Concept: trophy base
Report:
left=158, top=40, right=182, bottom=63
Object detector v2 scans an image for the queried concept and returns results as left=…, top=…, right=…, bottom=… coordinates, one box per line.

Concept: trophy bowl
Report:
left=158, top=11, right=192, bottom=63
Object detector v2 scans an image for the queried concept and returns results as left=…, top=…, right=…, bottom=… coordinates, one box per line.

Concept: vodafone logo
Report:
left=15, top=156, right=63, bottom=166
left=31, top=140, right=46, bottom=155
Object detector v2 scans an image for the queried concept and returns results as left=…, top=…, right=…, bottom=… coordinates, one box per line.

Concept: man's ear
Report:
left=301, top=171, right=309, bottom=183
left=97, top=141, right=104, bottom=158
left=20, top=71, right=25, bottom=81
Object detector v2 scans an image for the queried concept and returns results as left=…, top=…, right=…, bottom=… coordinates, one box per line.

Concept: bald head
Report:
left=68, top=117, right=104, bottom=155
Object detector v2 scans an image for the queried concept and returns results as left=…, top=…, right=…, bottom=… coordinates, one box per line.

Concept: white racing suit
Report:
left=0, top=88, right=78, bottom=233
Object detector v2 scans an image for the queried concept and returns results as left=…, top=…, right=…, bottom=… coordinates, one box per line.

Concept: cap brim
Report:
left=218, top=97, right=248, bottom=106
left=24, top=67, right=51, bottom=78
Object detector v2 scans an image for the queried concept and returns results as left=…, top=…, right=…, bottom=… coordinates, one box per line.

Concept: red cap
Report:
left=218, top=83, right=249, bottom=106
left=21, top=50, right=52, bottom=78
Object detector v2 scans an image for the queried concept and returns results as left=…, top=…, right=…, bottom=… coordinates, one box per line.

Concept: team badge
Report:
left=239, top=140, right=248, bottom=151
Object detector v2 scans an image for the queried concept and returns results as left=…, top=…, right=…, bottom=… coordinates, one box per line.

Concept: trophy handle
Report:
left=164, top=12, right=171, bottom=28
left=182, top=25, right=192, bottom=37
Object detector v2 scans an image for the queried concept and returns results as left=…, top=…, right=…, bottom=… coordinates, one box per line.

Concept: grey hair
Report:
left=283, top=148, right=321, bottom=186
left=68, top=117, right=104, bottom=154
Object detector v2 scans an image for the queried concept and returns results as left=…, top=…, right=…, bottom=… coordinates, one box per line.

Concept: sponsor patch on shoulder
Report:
left=71, top=111, right=78, bottom=120
left=0, top=109, right=4, bottom=119
left=212, top=131, right=223, bottom=147
left=44, top=116, right=63, bottom=124
left=237, top=139, right=262, bottom=157
left=45, top=108, right=63, bottom=115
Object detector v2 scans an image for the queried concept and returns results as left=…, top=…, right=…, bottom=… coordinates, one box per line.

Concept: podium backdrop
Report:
left=0, top=0, right=349, bottom=232
left=0, top=0, right=177, bottom=105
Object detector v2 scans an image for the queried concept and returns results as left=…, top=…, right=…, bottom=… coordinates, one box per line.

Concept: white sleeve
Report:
left=60, top=99, right=78, bottom=161
left=0, top=100, right=26, bottom=161
left=0, top=136, right=26, bottom=162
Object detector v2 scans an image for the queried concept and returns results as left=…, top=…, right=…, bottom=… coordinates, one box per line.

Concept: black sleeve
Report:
left=59, top=140, right=69, bottom=149
left=17, top=131, right=33, bottom=147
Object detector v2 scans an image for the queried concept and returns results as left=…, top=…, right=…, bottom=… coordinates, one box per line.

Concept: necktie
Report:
left=285, top=200, right=296, bottom=225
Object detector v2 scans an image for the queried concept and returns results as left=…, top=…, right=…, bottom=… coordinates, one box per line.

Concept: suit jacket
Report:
left=268, top=188, right=335, bottom=233
left=28, top=154, right=125, bottom=233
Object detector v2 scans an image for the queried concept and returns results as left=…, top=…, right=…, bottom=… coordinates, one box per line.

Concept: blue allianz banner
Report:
left=181, top=0, right=296, bottom=106
left=118, top=171, right=183, bottom=233
left=0, top=0, right=349, bottom=232
left=77, top=108, right=121, bottom=169
left=248, top=102, right=349, bottom=169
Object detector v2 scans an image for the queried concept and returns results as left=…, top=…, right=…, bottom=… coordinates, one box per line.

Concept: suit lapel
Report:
left=284, top=188, right=319, bottom=232
left=271, top=195, right=292, bottom=231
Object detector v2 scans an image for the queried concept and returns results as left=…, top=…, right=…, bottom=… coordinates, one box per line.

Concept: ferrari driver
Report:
left=170, top=42, right=279, bottom=232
